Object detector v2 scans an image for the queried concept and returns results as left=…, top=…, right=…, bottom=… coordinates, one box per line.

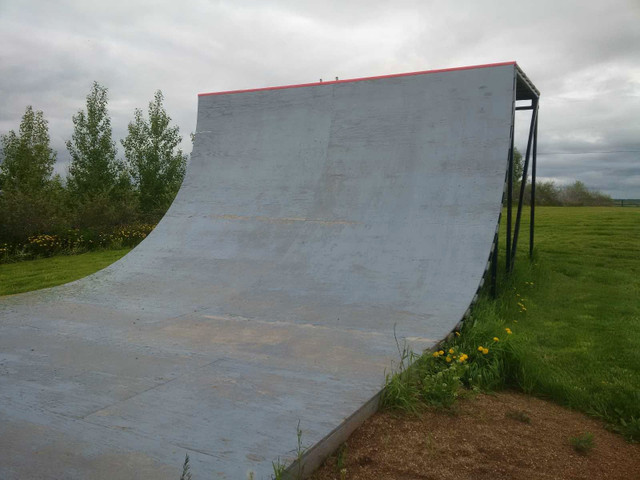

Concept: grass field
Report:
left=1, top=207, right=638, bottom=441
left=496, top=207, right=640, bottom=439
left=385, top=206, right=640, bottom=439
left=0, top=249, right=131, bottom=296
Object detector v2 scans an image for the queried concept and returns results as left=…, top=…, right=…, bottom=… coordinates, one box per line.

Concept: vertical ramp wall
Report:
left=174, top=63, right=515, bottom=337
left=0, top=63, right=517, bottom=479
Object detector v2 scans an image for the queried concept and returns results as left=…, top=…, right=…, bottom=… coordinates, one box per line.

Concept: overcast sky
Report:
left=1, top=0, right=638, bottom=197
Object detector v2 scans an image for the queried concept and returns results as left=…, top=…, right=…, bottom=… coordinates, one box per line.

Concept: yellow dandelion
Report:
left=505, top=328, right=512, bottom=335
left=448, top=348, right=455, bottom=354
left=445, top=356, right=452, bottom=363
left=493, top=337, right=499, bottom=342
left=482, top=348, right=489, bottom=354
left=432, top=351, right=439, bottom=358
left=438, top=350, right=445, bottom=356
left=477, top=346, right=484, bottom=352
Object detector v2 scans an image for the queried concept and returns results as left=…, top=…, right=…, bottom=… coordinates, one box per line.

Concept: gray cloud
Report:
left=1, top=0, right=638, bottom=197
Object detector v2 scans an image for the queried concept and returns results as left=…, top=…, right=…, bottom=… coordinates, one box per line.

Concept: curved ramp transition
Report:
left=1, top=62, right=527, bottom=479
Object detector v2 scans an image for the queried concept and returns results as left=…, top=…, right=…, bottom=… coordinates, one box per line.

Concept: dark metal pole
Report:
left=505, top=71, right=517, bottom=274
left=491, top=229, right=499, bottom=298
left=506, top=131, right=514, bottom=273
left=530, top=101, right=538, bottom=258
left=510, top=105, right=537, bottom=269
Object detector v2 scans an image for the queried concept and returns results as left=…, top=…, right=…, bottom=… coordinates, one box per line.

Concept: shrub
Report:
left=0, top=223, right=155, bottom=263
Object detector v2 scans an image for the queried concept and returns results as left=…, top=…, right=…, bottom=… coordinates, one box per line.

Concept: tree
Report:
left=66, top=82, right=124, bottom=197
left=512, top=148, right=524, bottom=184
left=530, top=180, right=561, bottom=206
left=122, top=90, right=187, bottom=219
left=560, top=180, right=613, bottom=206
left=0, top=106, right=56, bottom=192
left=522, top=180, right=613, bottom=206
left=65, top=82, right=138, bottom=228
left=0, top=107, right=70, bottom=243
left=511, top=147, right=524, bottom=202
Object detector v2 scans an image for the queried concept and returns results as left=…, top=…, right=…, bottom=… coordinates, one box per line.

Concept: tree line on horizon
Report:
left=510, top=149, right=613, bottom=207
left=0, top=82, right=187, bottom=248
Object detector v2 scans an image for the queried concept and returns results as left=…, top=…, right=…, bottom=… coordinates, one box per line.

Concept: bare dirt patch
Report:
left=310, top=391, right=640, bottom=480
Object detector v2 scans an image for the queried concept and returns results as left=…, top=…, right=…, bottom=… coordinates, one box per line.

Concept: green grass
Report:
left=500, top=207, right=640, bottom=440
left=0, top=248, right=131, bottom=296
left=384, top=207, right=640, bottom=441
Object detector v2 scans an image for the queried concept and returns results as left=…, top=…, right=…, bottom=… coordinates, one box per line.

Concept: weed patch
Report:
left=381, top=304, right=518, bottom=412
left=179, top=454, right=192, bottom=480
left=570, top=432, right=595, bottom=454
left=506, top=409, right=531, bottom=424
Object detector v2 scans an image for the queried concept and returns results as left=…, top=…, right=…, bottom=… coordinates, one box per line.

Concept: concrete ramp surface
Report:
left=1, top=62, right=524, bottom=479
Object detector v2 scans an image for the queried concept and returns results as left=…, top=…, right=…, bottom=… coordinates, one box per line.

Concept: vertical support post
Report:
left=491, top=230, right=499, bottom=298
left=530, top=102, right=538, bottom=258
left=506, top=131, right=514, bottom=273
left=510, top=104, right=537, bottom=270
left=505, top=68, right=519, bottom=275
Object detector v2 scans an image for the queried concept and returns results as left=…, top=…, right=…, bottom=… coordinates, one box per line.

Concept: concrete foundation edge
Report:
left=284, top=389, right=383, bottom=479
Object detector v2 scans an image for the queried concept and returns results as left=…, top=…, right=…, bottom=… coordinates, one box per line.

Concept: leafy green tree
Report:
left=122, top=90, right=187, bottom=219
left=526, top=180, right=561, bottom=206
left=522, top=180, right=613, bottom=206
left=65, top=82, right=138, bottom=228
left=0, top=175, right=71, bottom=244
left=561, top=180, right=613, bottom=206
left=0, top=107, right=72, bottom=243
left=513, top=148, right=524, bottom=184
left=510, top=147, right=524, bottom=202
left=0, top=106, right=56, bottom=192
left=66, top=82, right=124, bottom=197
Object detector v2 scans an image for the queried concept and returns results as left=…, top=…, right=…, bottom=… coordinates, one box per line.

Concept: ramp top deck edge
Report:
left=198, top=61, right=519, bottom=97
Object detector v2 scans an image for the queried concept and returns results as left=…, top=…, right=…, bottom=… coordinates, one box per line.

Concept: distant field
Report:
left=0, top=249, right=131, bottom=296
left=613, top=199, right=640, bottom=207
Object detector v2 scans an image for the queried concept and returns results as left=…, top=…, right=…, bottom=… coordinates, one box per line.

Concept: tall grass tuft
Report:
left=179, top=454, right=192, bottom=480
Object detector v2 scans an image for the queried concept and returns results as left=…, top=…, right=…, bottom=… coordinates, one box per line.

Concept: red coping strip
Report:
left=198, top=61, right=517, bottom=97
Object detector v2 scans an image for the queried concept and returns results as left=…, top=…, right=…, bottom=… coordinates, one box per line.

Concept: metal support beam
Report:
left=491, top=230, right=499, bottom=298
left=498, top=66, right=539, bottom=280
left=510, top=103, right=538, bottom=270
left=530, top=105, right=538, bottom=258
left=506, top=127, right=514, bottom=273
